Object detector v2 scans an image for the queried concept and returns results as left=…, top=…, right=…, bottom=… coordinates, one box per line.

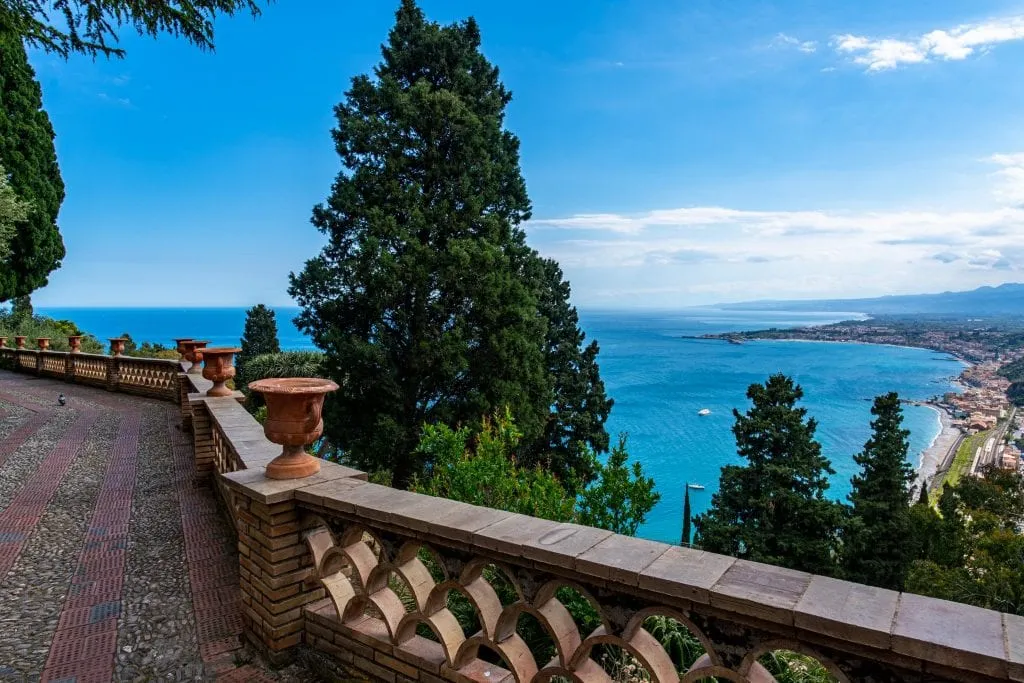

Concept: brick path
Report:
left=0, top=371, right=299, bottom=682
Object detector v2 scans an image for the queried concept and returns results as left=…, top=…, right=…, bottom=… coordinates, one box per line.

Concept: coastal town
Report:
left=706, top=317, right=1024, bottom=492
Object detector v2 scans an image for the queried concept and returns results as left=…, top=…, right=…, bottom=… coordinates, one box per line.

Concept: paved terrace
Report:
left=4, top=345, right=1024, bottom=683
left=0, top=370, right=312, bottom=681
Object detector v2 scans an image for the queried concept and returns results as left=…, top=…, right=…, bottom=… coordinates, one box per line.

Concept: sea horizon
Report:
left=32, top=305, right=962, bottom=543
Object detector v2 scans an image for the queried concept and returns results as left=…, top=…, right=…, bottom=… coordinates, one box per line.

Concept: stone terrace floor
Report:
left=0, top=370, right=318, bottom=682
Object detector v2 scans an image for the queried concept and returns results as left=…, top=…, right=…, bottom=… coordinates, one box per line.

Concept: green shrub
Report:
left=0, top=312, right=103, bottom=353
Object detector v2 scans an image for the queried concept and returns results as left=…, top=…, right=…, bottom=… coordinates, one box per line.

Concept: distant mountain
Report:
left=715, top=283, right=1024, bottom=316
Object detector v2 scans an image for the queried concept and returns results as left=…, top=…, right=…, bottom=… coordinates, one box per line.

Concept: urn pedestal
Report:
left=67, top=336, right=83, bottom=353
left=109, top=338, right=127, bottom=357
left=0, top=337, right=6, bottom=349
left=14, top=336, right=26, bottom=349
left=200, top=347, right=241, bottom=397
left=181, top=340, right=210, bottom=374
left=36, top=338, right=50, bottom=351
left=247, top=377, right=339, bottom=480
left=173, top=338, right=194, bottom=362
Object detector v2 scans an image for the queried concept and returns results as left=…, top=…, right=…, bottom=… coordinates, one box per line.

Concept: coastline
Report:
left=717, top=336, right=972, bottom=365
left=915, top=404, right=961, bottom=493
left=706, top=335, right=972, bottom=487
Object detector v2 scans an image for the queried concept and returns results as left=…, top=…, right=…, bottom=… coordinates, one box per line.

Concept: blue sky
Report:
left=26, top=0, right=1024, bottom=308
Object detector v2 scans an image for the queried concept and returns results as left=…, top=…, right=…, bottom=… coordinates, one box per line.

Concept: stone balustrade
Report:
left=5, top=340, right=1024, bottom=682
left=0, top=346, right=181, bottom=400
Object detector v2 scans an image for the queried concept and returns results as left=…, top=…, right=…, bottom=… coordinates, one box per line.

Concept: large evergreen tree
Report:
left=694, top=374, right=842, bottom=575
left=291, top=1, right=609, bottom=488
left=0, top=163, right=29, bottom=261
left=0, top=27, right=64, bottom=302
left=0, top=0, right=263, bottom=58
left=237, top=304, right=281, bottom=386
left=841, top=392, right=916, bottom=589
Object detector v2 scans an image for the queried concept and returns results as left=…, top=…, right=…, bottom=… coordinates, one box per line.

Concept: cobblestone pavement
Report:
left=0, top=371, right=318, bottom=682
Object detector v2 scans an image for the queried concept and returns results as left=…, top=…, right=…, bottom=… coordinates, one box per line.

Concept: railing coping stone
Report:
left=1004, top=613, right=1024, bottom=682
left=638, top=546, right=735, bottom=605
left=892, top=591, right=1007, bottom=678
left=574, top=533, right=673, bottom=587
left=522, top=521, right=613, bottom=569
left=220, top=460, right=367, bottom=505
left=709, top=559, right=811, bottom=627
left=793, top=574, right=899, bottom=651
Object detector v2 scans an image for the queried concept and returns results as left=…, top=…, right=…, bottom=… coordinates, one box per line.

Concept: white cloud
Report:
left=988, top=153, right=1024, bottom=204
left=834, top=15, right=1024, bottom=71
left=96, top=92, right=133, bottom=107
left=772, top=33, right=818, bottom=53
left=526, top=155, right=1024, bottom=305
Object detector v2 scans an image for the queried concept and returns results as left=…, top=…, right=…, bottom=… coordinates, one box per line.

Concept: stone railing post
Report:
left=105, top=356, right=120, bottom=392
left=65, top=352, right=74, bottom=382
left=189, top=398, right=215, bottom=477
left=232, top=485, right=321, bottom=665
left=34, top=350, right=42, bottom=374
left=227, top=377, right=339, bottom=663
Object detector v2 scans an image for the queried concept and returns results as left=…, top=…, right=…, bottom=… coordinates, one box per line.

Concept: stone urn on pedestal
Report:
left=200, top=347, right=241, bottom=397
left=36, top=338, right=50, bottom=351
left=67, top=336, right=83, bottom=353
left=14, top=336, right=26, bottom=349
left=248, top=377, right=339, bottom=480
left=181, top=340, right=209, bottom=374
left=109, top=338, right=127, bottom=356
left=173, top=338, right=193, bottom=362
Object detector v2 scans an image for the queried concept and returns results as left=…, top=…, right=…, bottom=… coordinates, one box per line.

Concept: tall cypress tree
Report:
left=681, top=485, right=692, bottom=547
left=841, top=393, right=915, bottom=589
left=237, top=304, right=281, bottom=386
left=694, top=374, right=842, bottom=576
left=0, top=27, right=64, bottom=302
left=290, top=0, right=563, bottom=487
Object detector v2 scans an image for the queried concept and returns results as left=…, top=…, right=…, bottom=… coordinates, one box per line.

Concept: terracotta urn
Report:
left=67, top=335, right=83, bottom=353
left=183, top=340, right=210, bottom=374
left=14, top=336, right=26, bottom=349
left=109, top=338, right=127, bottom=356
left=0, top=337, right=6, bottom=349
left=173, top=337, right=194, bottom=362
left=247, top=377, right=339, bottom=480
left=36, top=338, right=50, bottom=351
left=201, top=347, right=241, bottom=397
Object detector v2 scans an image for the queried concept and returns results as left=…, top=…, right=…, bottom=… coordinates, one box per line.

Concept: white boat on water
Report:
left=688, top=483, right=705, bottom=490
left=698, top=408, right=710, bottom=416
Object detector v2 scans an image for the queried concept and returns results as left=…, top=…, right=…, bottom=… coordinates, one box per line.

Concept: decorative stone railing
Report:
left=0, top=347, right=180, bottom=401
left=3, top=342, right=1024, bottom=682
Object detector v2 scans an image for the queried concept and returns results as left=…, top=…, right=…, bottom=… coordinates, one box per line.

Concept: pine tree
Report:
left=681, top=485, right=692, bottom=547
left=0, top=0, right=264, bottom=58
left=237, top=304, right=280, bottom=386
left=694, top=374, right=842, bottom=576
left=290, top=1, right=557, bottom=488
left=841, top=393, right=915, bottom=590
left=0, top=27, right=64, bottom=302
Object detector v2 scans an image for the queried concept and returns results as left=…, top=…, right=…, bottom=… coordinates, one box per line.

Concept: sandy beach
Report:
left=915, top=405, right=961, bottom=492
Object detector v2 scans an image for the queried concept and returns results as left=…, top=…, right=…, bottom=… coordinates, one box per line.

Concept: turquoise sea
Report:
left=38, top=307, right=964, bottom=543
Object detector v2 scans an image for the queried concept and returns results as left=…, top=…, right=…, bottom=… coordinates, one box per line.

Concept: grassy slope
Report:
left=932, top=429, right=993, bottom=503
